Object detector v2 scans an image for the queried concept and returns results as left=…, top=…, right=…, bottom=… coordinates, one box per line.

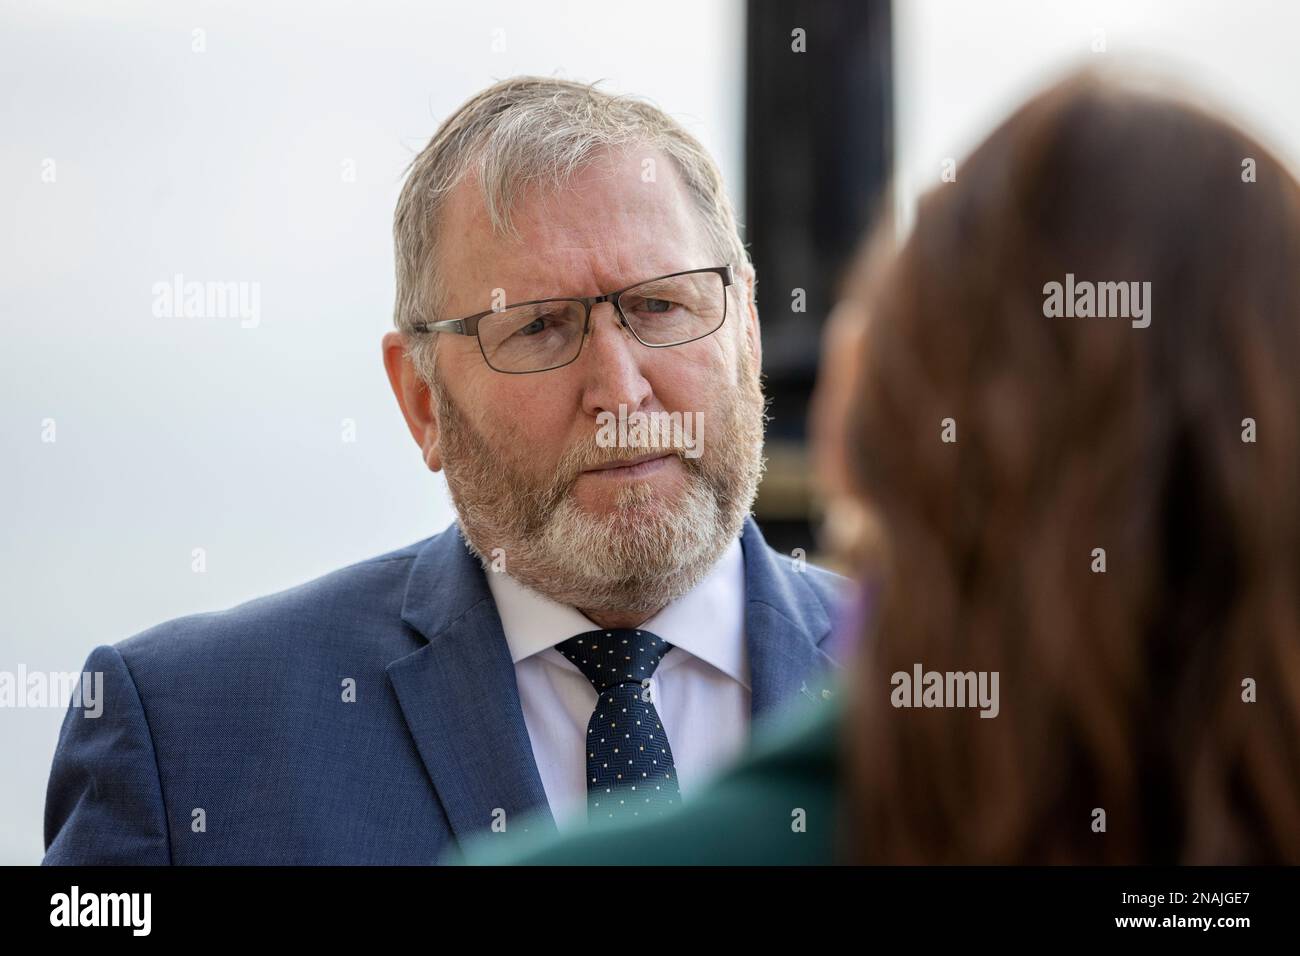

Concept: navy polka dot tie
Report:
left=556, top=628, right=680, bottom=822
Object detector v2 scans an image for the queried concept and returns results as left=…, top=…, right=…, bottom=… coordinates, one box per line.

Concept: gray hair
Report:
left=392, top=75, right=753, bottom=384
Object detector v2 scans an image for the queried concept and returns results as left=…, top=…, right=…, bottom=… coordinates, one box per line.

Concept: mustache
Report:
left=557, top=442, right=696, bottom=481
left=523, top=443, right=697, bottom=517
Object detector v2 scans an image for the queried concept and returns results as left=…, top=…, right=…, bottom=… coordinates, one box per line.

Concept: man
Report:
left=42, top=76, right=847, bottom=865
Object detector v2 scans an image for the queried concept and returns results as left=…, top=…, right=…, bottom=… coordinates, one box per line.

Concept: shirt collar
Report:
left=485, top=535, right=749, bottom=688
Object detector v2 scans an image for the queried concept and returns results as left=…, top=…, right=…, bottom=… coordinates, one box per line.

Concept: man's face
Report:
left=396, top=145, right=765, bottom=617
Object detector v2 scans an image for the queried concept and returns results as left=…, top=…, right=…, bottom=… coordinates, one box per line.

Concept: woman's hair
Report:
left=840, top=68, right=1300, bottom=863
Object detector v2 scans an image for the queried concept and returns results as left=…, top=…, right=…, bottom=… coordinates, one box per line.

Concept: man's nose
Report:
left=578, top=301, right=654, bottom=418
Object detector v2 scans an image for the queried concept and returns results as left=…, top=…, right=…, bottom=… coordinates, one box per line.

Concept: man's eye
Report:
left=641, top=298, right=676, bottom=314
left=516, top=315, right=554, bottom=337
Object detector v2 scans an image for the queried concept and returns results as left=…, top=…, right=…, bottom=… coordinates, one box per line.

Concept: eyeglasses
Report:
left=410, top=265, right=734, bottom=374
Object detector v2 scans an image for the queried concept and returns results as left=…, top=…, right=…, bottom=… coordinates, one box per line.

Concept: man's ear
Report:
left=381, top=331, right=442, bottom=472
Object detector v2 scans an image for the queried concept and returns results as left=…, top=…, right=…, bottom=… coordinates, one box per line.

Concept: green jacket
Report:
left=451, top=688, right=846, bottom=866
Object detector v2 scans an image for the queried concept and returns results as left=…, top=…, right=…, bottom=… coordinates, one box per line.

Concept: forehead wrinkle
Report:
left=444, top=149, right=713, bottom=312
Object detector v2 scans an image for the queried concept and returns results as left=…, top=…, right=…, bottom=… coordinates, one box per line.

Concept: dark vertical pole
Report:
left=744, top=0, right=893, bottom=555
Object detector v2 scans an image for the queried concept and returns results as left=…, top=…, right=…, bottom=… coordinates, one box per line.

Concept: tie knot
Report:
left=556, top=628, right=674, bottom=693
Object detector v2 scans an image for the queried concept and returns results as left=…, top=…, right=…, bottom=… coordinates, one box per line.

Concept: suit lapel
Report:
left=387, top=524, right=555, bottom=847
left=387, top=516, right=842, bottom=848
left=737, top=517, right=842, bottom=721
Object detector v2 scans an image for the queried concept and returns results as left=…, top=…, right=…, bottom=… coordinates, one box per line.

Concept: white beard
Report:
left=433, top=337, right=767, bottom=617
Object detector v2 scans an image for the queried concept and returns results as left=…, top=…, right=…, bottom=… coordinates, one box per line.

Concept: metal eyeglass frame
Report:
left=408, top=264, right=735, bottom=374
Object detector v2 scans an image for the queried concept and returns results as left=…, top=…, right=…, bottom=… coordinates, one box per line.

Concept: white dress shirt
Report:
left=485, top=536, right=750, bottom=830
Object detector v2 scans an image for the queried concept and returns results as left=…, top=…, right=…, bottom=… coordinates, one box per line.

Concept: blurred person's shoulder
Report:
left=456, top=687, right=847, bottom=866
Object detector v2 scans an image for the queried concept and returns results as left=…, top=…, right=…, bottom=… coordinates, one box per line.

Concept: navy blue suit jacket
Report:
left=43, top=517, right=847, bottom=864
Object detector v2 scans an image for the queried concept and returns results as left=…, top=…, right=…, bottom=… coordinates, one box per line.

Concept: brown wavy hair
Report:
left=839, top=69, right=1300, bottom=864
